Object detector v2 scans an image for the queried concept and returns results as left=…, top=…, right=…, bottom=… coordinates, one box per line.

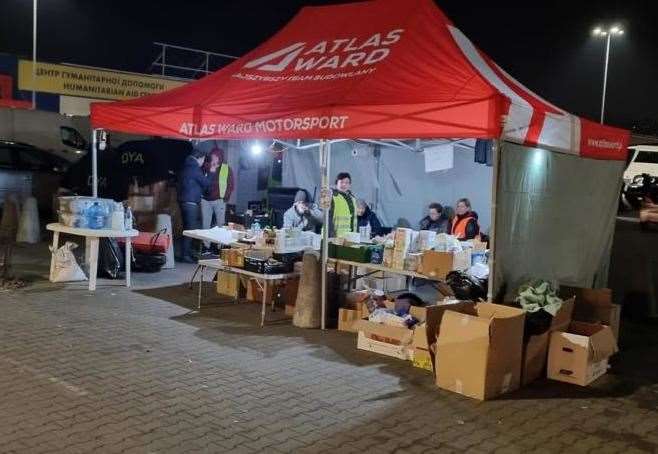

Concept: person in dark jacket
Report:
left=177, top=148, right=217, bottom=263
left=356, top=199, right=382, bottom=234
left=200, top=146, right=234, bottom=249
left=451, top=198, right=480, bottom=240
left=419, top=202, right=450, bottom=233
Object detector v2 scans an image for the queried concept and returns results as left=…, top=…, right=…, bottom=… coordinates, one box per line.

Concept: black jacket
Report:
left=419, top=215, right=450, bottom=234
left=177, top=156, right=212, bottom=203
left=357, top=206, right=382, bottom=232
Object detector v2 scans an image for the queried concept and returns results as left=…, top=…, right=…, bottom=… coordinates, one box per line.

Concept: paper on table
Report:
left=424, top=143, right=454, bottom=172
left=183, top=226, right=235, bottom=244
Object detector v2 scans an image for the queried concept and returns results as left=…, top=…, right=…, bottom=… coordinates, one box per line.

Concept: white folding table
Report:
left=47, top=223, right=139, bottom=291
left=196, top=259, right=299, bottom=327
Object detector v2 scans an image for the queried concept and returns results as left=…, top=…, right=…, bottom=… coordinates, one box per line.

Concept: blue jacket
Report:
left=178, top=156, right=212, bottom=203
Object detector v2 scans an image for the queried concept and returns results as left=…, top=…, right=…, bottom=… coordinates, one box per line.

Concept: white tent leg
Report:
left=487, top=139, right=502, bottom=300
left=320, top=139, right=331, bottom=330
left=91, top=128, right=99, bottom=197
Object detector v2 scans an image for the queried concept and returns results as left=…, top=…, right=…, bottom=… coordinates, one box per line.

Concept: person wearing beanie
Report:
left=419, top=202, right=450, bottom=233
left=282, top=190, right=323, bottom=232
left=177, top=146, right=218, bottom=263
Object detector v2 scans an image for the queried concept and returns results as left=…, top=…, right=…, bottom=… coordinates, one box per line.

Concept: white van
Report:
left=625, top=145, right=658, bottom=184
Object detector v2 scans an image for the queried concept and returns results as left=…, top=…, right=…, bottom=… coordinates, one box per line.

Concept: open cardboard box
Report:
left=435, top=302, right=526, bottom=400
left=521, top=298, right=575, bottom=385
left=411, top=300, right=473, bottom=372
left=559, top=286, right=621, bottom=341
left=354, top=299, right=470, bottom=361
left=547, top=321, right=618, bottom=386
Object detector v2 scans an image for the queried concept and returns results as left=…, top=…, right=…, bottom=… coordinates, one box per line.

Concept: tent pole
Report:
left=319, top=139, right=331, bottom=330
left=487, top=139, right=502, bottom=301
left=91, top=128, right=99, bottom=198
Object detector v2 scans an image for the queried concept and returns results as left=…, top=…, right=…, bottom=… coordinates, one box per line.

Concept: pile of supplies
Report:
left=337, top=279, right=621, bottom=401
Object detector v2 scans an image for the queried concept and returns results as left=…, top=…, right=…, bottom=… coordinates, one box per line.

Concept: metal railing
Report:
left=150, top=42, right=239, bottom=79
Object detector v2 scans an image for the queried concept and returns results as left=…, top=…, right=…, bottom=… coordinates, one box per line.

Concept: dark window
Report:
left=0, top=146, right=14, bottom=167
left=636, top=151, right=658, bottom=164
left=16, top=148, right=52, bottom=171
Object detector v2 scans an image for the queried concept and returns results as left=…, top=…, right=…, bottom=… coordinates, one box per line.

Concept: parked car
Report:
left=0, top=139, right=70, bottom=216
left=620, top=146, right=658, bottom=211
left=624, top=145, right=658, bottom=184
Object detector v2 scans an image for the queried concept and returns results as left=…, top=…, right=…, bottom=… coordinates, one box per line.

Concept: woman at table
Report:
left=451, top=198, right=480, bottom=240
left=418, top=202, right=450, bottom=234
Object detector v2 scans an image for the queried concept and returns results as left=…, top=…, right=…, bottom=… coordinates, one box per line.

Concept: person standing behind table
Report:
left=283, top=190, right=324, bottom=231
left=356, top=199, right=382, bottom=233
left=451, top=198, right=480, bottom=240
left=177, top=148, right=218, bottom=263
left=329, top=172, right=358, bottom=238
left=200, top=146, right=234, bottom=250
left=418, top=202, right=450, bottom=233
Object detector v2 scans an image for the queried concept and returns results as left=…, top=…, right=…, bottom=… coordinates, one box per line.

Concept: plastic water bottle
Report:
left=253, top=221, right=261, bottom=233
left=87, top=202, right=106, bottom=229
left=124, top=207, right=133, bottom=231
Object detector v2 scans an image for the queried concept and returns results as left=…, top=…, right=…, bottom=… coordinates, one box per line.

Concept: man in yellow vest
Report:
left=329, top=172, right=358, bottom=238
left=201, top=146, right=234, bottom=250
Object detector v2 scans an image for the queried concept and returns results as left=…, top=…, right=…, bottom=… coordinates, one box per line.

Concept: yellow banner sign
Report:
left=18, top=60, right=185, bottom=100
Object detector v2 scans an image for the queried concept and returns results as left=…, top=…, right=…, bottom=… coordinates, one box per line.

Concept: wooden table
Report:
left=47, top=223, right=139, bottom=291
left=195, top=259, right=299, bottom=327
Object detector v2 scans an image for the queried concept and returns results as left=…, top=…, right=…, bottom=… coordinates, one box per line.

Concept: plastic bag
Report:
left=98, top=238, right=124, bottom=279
left=50, top=242, right=87, bottom=282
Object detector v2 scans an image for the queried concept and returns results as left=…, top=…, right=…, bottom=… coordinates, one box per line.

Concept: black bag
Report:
left=132, top=251, right=166, bottom=273
left=446, top=271, right=487, bottom=301
left=98, top=238, right=125, bottom=279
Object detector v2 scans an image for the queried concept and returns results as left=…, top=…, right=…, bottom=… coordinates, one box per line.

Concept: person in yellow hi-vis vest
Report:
left=201, top=146, right=234, bottom=250
left=329, top=172, right=358, bottom=238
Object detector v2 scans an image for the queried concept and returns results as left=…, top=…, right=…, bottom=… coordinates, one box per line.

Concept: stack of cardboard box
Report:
left=340, top=284, right=621, bottom=401
left=392, top=228, right=413, bottom=270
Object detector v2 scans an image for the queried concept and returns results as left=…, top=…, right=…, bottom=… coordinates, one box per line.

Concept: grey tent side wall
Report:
left=493, top=141, right=625, bottom=298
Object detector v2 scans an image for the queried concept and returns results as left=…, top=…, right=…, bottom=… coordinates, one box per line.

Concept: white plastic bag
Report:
left=50, top=242, right=87, bottom=282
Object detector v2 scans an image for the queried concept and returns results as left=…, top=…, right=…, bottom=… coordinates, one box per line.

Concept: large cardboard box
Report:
left=560, top=287, right=621, bottom=341
left=435, top=302, right=526, bottom=400
left=522, top=298, right=575, bottom=385
left=547, top=321, right=618, bottom=386
left=418, top=250, right=471, bottom=280
left=411, top=301, right=474, bottom=372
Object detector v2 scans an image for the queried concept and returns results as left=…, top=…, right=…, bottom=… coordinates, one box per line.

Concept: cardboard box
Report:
left=412, top=347, right=433, bottom=372
left=435, top=302, right=526, bottom=400
left=357, top=331, right=413, bottom=360
left=338, top=308, right=362, bottom=333
left=285, top=304, right=295, bottom=317
left=547, top=321, right=618, bottom=386
left=217, top=271, right=239, bottom=297
left=221, top=248, right=245, bottom=268
left=418, top=250, right=471, bottom=280
left=521, top=298, right=575, bottom=385
left=560, top=287, right=621, bottom=341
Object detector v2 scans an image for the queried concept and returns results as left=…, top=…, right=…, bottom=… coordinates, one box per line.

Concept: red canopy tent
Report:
left=90, top=0, right=630, bottom=327
left=91, top=0, right=628, bottom=159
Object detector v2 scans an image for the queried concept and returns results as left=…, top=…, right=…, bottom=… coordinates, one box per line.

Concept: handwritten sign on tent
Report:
left=424, top=144, right=454, bottom=172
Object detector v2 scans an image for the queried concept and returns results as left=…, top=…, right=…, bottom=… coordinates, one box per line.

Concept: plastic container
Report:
left=86, top=202, right=106, bottom=229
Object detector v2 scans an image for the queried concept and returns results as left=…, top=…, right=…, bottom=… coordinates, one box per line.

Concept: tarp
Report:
left=91, top=0, right=629, bottom=160
left=493, top=142, right=625, bottom=296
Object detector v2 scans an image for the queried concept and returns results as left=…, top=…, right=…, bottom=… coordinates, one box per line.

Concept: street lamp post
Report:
left=32, top=0, right=37, bottom=110
left=592, top=25, right=624, bottom=124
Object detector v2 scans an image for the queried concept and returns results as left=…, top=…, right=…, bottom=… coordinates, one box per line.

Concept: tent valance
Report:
left=91, top=0, right=629, bottom=160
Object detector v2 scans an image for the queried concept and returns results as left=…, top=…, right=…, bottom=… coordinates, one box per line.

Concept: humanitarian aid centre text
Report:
left=179, top=115, right=349, bottom=136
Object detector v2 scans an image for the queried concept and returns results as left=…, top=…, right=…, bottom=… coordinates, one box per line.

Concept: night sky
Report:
left=1, top=0, right=657, bottom=130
